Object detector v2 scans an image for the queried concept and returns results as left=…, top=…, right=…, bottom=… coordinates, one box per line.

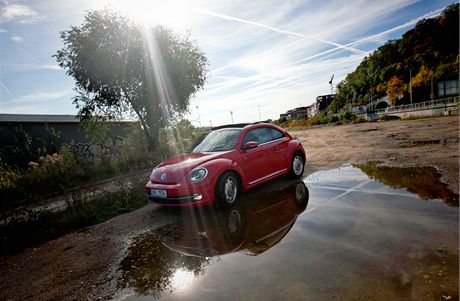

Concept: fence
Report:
left=375, top=97, right=459, bottom=114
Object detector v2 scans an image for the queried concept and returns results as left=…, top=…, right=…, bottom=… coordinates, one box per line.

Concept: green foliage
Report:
left=0, top=180, right=147, bottom=255
left=275, top=111, right=362, bottom=130
left=81, top=117, right=113, bottom=145
left=55, top=9, right=208, bottom=151
left=171, top=119, right=206, bottom=153
left=310, top=112, right=329, bottom=126
left=338, top=111, right=358, bottom=122
left=334, top=3, right=459, bottom=110
left=0, top=123, right=160, bottom=209
left=0, top=124, right=63, bottom=169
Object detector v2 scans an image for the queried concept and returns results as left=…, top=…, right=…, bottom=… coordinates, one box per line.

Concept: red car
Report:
left=145, top=123, right=305, bottom=207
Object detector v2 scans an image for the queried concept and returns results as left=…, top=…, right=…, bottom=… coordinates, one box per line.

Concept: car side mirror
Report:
left=242, top=141, right=258, bottom=150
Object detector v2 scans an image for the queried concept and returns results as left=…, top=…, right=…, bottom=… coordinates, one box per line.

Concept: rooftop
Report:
left=0, top=114, right=135, bottom=123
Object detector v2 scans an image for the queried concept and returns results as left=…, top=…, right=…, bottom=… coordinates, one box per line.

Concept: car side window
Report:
left=268, top=128, right=285, bottom=141
left=243, top=128, right=271, bottom=145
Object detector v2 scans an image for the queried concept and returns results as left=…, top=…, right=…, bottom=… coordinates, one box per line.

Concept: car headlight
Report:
left=188, top=167, right=208, bottom=183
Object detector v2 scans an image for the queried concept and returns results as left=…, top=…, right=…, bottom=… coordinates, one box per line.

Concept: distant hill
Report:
left=330, top=3, right=459, bottom=112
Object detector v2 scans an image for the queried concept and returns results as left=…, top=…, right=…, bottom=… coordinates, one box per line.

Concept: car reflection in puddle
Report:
left=117, top=180, right=309, bottom=299
left=161, top=181, right=308, bottom=258
left=116, top=165, right=458, bottom=301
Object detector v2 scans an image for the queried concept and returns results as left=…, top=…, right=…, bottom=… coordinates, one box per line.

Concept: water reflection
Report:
left=117, top=230, right=211, bottom=298
left=118, top=181, right=309, bottom=298
left=353, top=161, right=458, bottom=207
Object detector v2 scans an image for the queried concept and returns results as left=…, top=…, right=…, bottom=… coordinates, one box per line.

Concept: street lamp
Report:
left=230, top=111, right=233, bottom=124
left=258, top=105, right=261, bottom=121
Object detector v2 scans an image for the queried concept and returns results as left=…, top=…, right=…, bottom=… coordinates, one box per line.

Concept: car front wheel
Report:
left=215, top=171, right=239, bottom=208
left=289, top=153, right=304, bottom=179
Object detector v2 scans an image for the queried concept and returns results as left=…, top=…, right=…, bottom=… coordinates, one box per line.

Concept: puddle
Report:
left=115, top=166, right=458, bottom=301
left=400, top=137, right=459, bottom=147
left=357, top=128, right=379, bottom=132
left=353, top=161, right=458, bottom=207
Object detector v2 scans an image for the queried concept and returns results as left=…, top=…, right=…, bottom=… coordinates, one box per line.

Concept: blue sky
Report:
left=0, top=0, right=455, bottom=126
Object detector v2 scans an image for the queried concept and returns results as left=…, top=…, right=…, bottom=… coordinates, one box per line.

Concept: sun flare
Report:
left=105, top=0, right=196, bottom=29
left=171, top=268, right=195, bottom=290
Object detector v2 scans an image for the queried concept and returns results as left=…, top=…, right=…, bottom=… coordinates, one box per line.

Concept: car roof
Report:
left=211, top=121, right=273, bottom=131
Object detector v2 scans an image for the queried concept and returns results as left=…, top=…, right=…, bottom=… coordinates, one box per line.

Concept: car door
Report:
left=239, top=128, right=273, bottom=186
left=267, top=127, right=290, bottom=173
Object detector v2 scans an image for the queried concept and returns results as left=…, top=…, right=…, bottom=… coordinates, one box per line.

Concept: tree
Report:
left=55, top=9, right=208, bottom=151
left=172, top=119, right=205, bottom=153
left=386, top=76, right=405, bottom=105
left=333, top=3, right=458, bottom=110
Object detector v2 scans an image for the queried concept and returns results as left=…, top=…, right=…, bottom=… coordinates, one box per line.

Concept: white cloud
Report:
left=0, top=28, right=7, bottom=33
left=1, top=3, right=45, bottom=23
left=0, top=90, right=74, bottom=114
left=11, top=35, right=23, bottom=43
left=181, top=0, right=444, bottom=126
left=3, top=90, right=73, bottom=104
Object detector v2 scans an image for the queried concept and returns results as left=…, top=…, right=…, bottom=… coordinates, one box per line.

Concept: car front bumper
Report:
left=144, top=181, right=215, bottom=207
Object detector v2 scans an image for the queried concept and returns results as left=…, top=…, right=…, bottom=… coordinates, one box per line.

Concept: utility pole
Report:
left=230, top=111, right=233, bottom=124
left=209, top=120, right=212, bottom=128
left=430, top=77, right=434, bottom=101
left=196, top=105, right=201, bottom=128
left=258, top=105, right=261, bottom=121
left=409, top=69, right=413, bottom=105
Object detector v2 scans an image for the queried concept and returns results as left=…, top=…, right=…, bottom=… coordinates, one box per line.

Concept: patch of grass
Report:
left=273, top=111, right=364, bottom=130
left=436, top=244, right=448, bottom=255
left=0, top=180, right=148, bottom=255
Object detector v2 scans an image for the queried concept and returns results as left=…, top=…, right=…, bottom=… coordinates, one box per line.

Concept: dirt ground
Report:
left=0, top=115, right=458, bottom=300
left=298, top=115, right=459, bottom=194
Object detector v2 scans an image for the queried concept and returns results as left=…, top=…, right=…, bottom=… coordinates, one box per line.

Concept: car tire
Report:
left=289, top=152, right=305, bottom=179
left=223, top=206, right=246, bottom=243
left=215, top=171, right=240, bottom=208
left=293, top=182, right=309, bottom=208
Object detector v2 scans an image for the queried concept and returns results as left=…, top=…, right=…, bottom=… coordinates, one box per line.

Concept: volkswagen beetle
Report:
left=145, top=123, right=305, bottom=207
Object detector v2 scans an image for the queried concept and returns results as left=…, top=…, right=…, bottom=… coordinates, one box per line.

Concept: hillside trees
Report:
left=332, top=3, right=458, bottom=111
left=55, top=9, right=208, bottom=151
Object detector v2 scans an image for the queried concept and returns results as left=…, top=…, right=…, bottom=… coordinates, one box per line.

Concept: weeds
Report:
left=274, top=111, right=364, bottom=129
left=0, top=180, right=147, bottom=255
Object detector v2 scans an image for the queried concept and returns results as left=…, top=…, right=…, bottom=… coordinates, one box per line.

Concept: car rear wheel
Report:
left=215, top=171, right=239, bottom=208
left=289, top=153, right=304, bottom=179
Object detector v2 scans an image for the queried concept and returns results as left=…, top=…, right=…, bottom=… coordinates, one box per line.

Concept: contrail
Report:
left=193, top=7, right=366, bottom=55
left=0, top=80, right=15, bottom=102
left=201, top=7, right=446, bottom=100
left=291, top=7, right=445, bottom=65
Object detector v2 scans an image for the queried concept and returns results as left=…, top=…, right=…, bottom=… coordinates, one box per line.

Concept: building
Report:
left=438, top=79, right=459, bottom=98
left=280, top=107, right=309, bottom=120
left=315, top=94, right=335, bottom=112
left=0, top=114, right=135, bottom=156
left=350, top=104, right=367, bottom=113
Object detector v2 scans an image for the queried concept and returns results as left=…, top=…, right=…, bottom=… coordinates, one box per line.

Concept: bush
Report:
left=309, top=112, right=328, bottom=125
left=338, top=111, right=358, bottom=121
left=328, top=115, right=339, bottom=123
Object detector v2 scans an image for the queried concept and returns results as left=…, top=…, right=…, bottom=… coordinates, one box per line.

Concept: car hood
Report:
left=150, top=152, right=227, bottom=184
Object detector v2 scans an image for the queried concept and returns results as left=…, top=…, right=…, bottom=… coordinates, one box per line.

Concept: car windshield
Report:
left=192, top=129, right=242, bottom=152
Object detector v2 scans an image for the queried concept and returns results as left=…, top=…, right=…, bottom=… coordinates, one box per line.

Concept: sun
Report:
left=104, top=0, right=197, bottom=30
left=171, top=268, right=195, bottom=290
